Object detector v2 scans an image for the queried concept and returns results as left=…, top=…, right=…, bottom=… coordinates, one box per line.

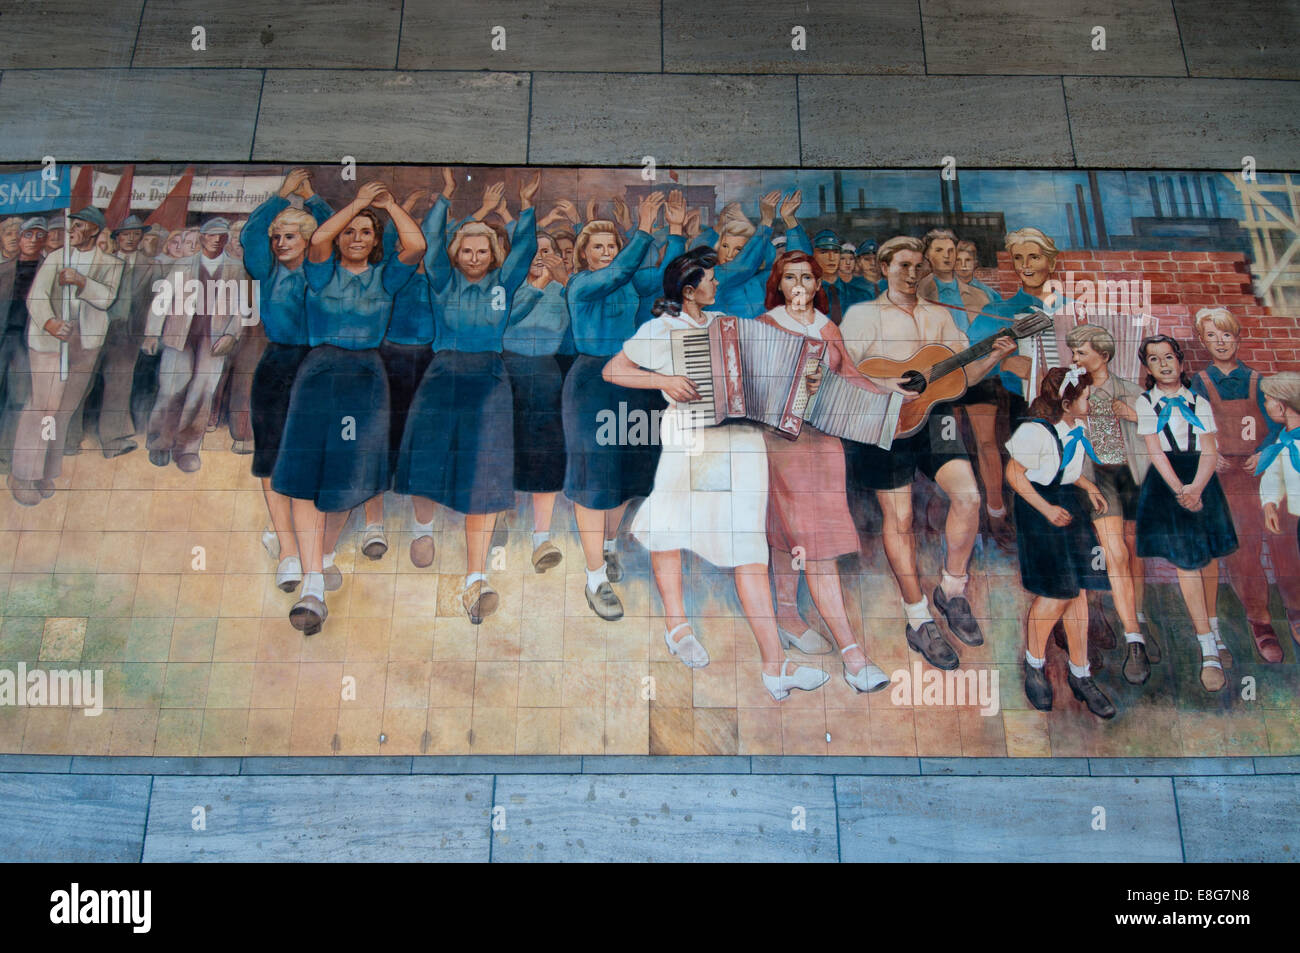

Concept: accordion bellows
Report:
left=670, top=315, right=901, bottom=449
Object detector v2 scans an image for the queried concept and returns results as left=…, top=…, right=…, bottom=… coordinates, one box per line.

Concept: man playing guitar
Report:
left=841, top=235, right=1018, bottom=670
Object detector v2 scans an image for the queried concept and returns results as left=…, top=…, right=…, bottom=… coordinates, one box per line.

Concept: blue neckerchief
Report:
left=1256, top=426, right=1300, bottom=476
left=1061, top=424, right=1101, bottom=471
left=1155, top=394, right=1206, bottom=434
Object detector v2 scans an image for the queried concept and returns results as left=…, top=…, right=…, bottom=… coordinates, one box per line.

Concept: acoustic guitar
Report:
left=856, top=308, right=1054, bottom=438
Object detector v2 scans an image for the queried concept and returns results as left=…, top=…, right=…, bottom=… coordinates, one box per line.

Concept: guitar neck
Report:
left=929, top=331, right=1016, bottom=381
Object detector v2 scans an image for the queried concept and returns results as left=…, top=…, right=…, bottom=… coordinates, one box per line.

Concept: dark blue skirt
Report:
left=394, top=349, right=515, bottom=515
left=271, top=345, right=389, bottom=513
left=1136, top=450, right=1238, bottom=571
left=251, top=341, right=311, bottom=478
left=504, top=351, right=565, bottom=493
left=1013, top=479, right=1110, bottom=599
left=379, top=340, right=434, bottom=486
left=562, top=353, right=662, bottom=510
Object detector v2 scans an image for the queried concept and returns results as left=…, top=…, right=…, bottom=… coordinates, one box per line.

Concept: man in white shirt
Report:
left=840, top=235, right=1015, bottom=670
left=143, top=216, right=247, bottom=473
left=10, top=206, right=122, bottom=505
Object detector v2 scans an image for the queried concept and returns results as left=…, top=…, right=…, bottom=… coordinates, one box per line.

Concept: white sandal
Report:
left=841, top=643, right=890, bottom=693
left=664, top=622, right=709, bottom=669
left=761, top=659, right=830, bottom=701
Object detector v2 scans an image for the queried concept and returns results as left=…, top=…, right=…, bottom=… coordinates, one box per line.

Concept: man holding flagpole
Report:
left=10, top=206, right=121, bottom=504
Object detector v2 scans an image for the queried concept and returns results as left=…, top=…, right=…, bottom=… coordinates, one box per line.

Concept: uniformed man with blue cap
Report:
left=811, top=229, right=846, bottom=325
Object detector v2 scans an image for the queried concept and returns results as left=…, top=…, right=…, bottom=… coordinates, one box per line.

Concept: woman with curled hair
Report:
left=1005, top=365, right=1116, bottom=719
left=273, top=179, right=426, bottom=636
left=602, top=246, right=830, bottom=701
left=394, top=171, right=540, bottom=624
left=757, top=250, right=892, bottom=694
left=240, top=168, right=335, bottom=594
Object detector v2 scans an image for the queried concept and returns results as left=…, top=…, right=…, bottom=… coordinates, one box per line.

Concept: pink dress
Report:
left=758, top=306, right=876, bottom=561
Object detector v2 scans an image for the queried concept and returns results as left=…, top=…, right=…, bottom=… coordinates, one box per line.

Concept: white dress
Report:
left=624, top=309, right=770, bottom=567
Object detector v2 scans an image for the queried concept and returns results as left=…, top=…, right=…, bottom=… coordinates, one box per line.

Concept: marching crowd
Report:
left=2, top=167, right=1298, bottom=715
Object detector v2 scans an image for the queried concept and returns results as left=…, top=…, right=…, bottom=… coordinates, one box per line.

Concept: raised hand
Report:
left=540, top=250, right=569, bottom=284
left=369, top=186, right=396, bottom=210
left=402, top=188, right=430, bottom=213
left=556, top=199, right=581, bottom=224
left=636, top=191, right=665, bottom=233
left=779, top=189, right=802, bottom=225
left=355, top=180, right=388, bottom=208
left=441, top=167, right=456, bottom=200
left=759, top=190, right=781, bottom=227
left=612, top=196, right=632, bottom=232
left=719, top=201, right=744, bottom=226
left=520, top=170, right=542, bottom=210
left=683, top=208, right=701, bottom=240
left=664, top=190, right=687, bottom=232
left=279, top=168, right=312, bottom=199
left=586, top=197, right=599, bottom=224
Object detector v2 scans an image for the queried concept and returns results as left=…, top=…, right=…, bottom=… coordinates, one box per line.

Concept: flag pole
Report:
left=60, top=208, right=70, bottom=382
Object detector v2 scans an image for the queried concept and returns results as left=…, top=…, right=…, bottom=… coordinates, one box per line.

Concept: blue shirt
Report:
left=303, top=252, right=418, bottom=350
left=425, top=198, right=538, bottom=353
left=380, top=210, right=441, bottom=347
left=503, top=281, right=570, bottom=356
left=968, top=288, right=1045, bottom=396
left=931, top=276, right=969, bottom=332
left=633, top=234, right=686, bottom=327
left=239, top=193, right=333, bottom=346
left=714, top=224, right=775, bottom=319
left=969, top=276, right=1003, bottom=304
left=567, top=229, right=655, bottom=356
left=845, top=275, right=877, bottom=305
left=1190, top=360, right=1280, bottom=446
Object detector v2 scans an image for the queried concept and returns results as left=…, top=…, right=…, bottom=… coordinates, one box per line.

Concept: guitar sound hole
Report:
left=901, top=369, right=927, bottom=393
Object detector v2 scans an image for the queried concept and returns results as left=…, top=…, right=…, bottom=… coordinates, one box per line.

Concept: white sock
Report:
left=904, top=596, right=933, bottom=627
left=1068, top=659, right=1091, bottom=680
left=602, top=538, right=617, bottom=556
left=322, top=551, right=335, bottom=570
left=277, top=555, right=301, bottom=576
left=1196, top=632, right=1219, bottom=657
left=1208, top=617, right=1226, bottom=649
left=533, top=531, right=549, bottom=549
left=411, top=516, right=434, bottom=538
left=464, top=572, right=486, bottom=590
left=1025, top=650, right=1046, bottom=669
left=987, top=504, right=1006, bottom=519
left=303, top=572, right=325, bottom=601
left=1124, top=631, right=1145, bottom=644
left=1137, top=611, right=1147, bottom=624
left=586, top=564, right=608, bottom=592
left=941, top=571, right=968, bottom=599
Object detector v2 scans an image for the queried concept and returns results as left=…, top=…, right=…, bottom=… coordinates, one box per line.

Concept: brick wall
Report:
left=976, top=250, right=1299, bottom=375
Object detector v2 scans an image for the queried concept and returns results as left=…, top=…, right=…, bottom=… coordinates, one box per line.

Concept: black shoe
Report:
left=906, top=621, right=960, bottom=670
left=102, top=439, right=137, bottom=459
left=932, top=585, right=983, bottom=646
left=148, top=448, right=170, bottom=467
left=1140, top=622, right=1162, bottom=663
left=1024, top=661, right=1053, bottom=711
left=1068, top=672, right=1117, bottom=719
left=1123, top=641, right=1151, bottom=685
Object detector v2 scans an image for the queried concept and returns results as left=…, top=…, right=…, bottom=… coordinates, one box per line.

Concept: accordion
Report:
left=669, top=315, right=901, bottom=449
left=1019, top=305, right=1160, bottom=402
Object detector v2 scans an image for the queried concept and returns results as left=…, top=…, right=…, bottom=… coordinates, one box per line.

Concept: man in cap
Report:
left=43, top=221, right=65, bottom=257
left=810, top=229, right=847, bottom=324
left=142, top=215, right=248, bottom=473
left=75, top=214, right=159, bottom=457
left=836, top=240, right=875, bottom=308
left=10, top=206, right=122, bottom=504
left=0, top=217, right=48, bottom=467
left=846, top=239, right=880, bottom=304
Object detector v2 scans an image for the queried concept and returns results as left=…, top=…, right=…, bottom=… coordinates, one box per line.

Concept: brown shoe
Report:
left=1249, top=621, right=1284, bottom=663
left=1199, top=654, right=1225, bottom=692
left=175, top=453, right=201, bottom=473
left=462, top=579, right=499, bottom=625
left=531, top=540, right=562, bottom=573
left=289, top=594, right=327, bottom=636
left=410, top=534, right=435, bottom=569
left=7, top=474, right=41, bottom=506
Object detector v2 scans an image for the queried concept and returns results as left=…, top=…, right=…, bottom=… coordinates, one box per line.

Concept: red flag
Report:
left=104, top=165, right=135, bottom=230
left=144, top=166, right=194, bottom=232
left=69, top=164, right=94, bottom=212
